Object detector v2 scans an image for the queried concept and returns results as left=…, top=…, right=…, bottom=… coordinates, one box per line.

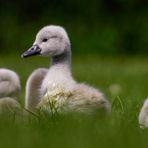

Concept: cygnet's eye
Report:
left=42, top=38, right=48, bottom=42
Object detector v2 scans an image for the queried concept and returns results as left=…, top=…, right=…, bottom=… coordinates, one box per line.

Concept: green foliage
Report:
left=0, top=54, right=148, bottom=147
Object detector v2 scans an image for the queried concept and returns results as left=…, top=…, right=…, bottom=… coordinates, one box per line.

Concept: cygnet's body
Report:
left=0, top=68, right=21, bottom=111
left=139, top=99, right=148, bottom=128
left=22, top=25, right=110, bottom=114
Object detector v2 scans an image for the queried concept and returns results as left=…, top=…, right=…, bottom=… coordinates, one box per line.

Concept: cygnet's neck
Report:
left=51, top=49, right=71, bottom=67
left=49, top=49, right=72, bottom=81
left=41, top=49, right=75, bottom=94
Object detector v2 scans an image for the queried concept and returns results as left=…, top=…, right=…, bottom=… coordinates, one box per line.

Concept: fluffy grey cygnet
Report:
left=0, top=68, right=21, bottom=111
left=22, top=25, right=111, bottom=114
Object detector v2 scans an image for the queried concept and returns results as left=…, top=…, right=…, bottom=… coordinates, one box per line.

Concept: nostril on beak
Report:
left=30, top=45, right=36, bottom=51
left=21, top=45, right=41, bottom=58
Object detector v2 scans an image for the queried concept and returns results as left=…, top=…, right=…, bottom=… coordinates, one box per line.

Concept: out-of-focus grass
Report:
left=0, top=54, right=148, bottom=148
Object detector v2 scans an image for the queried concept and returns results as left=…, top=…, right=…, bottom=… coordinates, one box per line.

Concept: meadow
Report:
left=0, top=54, right=148, bottom=148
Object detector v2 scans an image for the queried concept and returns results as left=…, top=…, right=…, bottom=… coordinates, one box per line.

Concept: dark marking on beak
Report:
left=21, top=45, right=41, bottom=58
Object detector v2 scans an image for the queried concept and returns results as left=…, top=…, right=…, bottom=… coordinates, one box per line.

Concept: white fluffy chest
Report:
left=38, top=87, right=73, bottom=114
left=41, top=68, right=75, bottom=95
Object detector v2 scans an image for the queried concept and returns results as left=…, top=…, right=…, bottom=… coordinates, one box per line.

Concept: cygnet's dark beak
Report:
left=21, top=45, right=41, bottom=58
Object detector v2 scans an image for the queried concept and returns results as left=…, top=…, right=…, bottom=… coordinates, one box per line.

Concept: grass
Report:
left=0, top=54, right=148, bottom=148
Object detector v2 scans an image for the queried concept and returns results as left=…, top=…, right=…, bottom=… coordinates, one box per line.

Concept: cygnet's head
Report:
left=22, top=25, right=71, bottom=58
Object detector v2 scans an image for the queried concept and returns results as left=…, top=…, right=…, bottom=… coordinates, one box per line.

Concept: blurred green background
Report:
left=1, top=0, right=148, bottom=55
